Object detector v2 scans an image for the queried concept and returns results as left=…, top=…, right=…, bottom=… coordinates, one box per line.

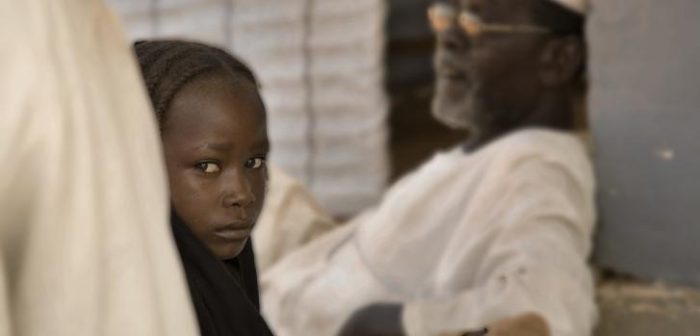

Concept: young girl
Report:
left=134, top=40, right=274, bottom=336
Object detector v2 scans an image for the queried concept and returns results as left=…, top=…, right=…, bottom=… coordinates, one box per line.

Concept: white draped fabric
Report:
left=0, top=1, right=198, bottom=335
left=261, top=129, right=597, bottom=336
left=254, top=166, right=338, bottom=274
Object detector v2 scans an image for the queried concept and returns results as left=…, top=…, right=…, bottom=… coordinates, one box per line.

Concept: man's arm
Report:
left=400, top=158, right=597, bottom=336
left=338, top=305, right=549, bottom=336
left=341, top=157, right=595, bottom=336
left=338, top=303, right=405, bottom=336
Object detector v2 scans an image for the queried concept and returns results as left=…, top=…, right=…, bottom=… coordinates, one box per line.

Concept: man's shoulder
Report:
left=483, top=128, right=589, bottom=162
left=475, top=128, right=594, bottom=185
left=392, top=128, right=591, bottom=189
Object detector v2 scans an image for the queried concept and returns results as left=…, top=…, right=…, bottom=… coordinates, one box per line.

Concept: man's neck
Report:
left=464, top=92, right=577, bottom=152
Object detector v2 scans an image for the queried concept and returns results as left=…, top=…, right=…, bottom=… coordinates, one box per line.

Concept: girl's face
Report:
left=162, top=75, right=269, bottom=260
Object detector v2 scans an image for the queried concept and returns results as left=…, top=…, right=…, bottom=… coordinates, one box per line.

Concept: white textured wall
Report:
left=109, top=0, right=389, bottom=216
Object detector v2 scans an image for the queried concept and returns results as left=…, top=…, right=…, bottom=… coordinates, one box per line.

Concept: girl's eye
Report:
left=245, top=157, right=266, bottom=169
left=196, top=162, right=221, bottom=174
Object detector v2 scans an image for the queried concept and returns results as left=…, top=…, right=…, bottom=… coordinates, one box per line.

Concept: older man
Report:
left=261, top=0, right=595, bottom=335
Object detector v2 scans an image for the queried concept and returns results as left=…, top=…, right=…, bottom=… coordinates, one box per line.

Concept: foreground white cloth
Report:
left=261, top=129, right=597, bottom=336
left=0, top=0, right=197, bottom=335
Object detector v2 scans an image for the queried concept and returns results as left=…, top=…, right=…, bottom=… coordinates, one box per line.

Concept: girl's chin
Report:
left=210, top=239, right=248, bottom=260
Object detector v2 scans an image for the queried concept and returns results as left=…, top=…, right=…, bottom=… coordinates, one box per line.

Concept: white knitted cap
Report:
left=549, top=0, right=588, bottom=15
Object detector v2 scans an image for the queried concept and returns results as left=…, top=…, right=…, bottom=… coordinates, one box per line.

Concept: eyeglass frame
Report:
left=427, top=2, right=552, bottom=38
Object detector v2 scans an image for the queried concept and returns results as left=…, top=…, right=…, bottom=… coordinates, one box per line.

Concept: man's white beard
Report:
left=431, top=78, right=480, bottom=134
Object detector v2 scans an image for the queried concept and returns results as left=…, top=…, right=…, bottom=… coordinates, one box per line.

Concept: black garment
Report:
left=171, top=212, right=274, bottom=336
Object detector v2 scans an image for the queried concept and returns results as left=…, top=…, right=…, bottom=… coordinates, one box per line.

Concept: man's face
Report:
left=432, top=0, right=546, bottom=134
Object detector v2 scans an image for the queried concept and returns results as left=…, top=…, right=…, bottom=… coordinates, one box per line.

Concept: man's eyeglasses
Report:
left=427, top=2, right=551, bottom=38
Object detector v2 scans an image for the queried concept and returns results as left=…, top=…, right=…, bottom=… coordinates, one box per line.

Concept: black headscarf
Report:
left=171, top=212, right=274, bottom=336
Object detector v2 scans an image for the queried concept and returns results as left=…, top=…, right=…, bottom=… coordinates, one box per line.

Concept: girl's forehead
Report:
left=163, top=77, right=266, bottom=135
left=181, top=75, right=264, bottom=112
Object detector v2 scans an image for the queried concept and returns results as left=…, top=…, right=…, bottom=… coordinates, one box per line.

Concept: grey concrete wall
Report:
left=588, top=0, right=700, bottom=286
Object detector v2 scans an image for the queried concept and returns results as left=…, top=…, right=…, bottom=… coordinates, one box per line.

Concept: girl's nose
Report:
left=222, top=171, right=256, bottom=208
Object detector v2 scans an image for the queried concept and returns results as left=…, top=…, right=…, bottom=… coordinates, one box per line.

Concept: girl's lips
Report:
left=213, top=221, right=253, bottom=241
left=213, top=226, right=251, bottom=241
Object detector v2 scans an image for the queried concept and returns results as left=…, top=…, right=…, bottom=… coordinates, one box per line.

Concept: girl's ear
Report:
left=538, top=36, right=585, bottom=87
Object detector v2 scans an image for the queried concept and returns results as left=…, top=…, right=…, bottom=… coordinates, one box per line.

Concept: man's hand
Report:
left=485, top=312, right=550, bottom=336
left=337, top=303, right=405, bottom=336
left=438, top=312, right=550, bottom=336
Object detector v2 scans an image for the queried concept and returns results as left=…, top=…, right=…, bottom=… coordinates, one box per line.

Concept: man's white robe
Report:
left=261, top=129, right=597, bottom=336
